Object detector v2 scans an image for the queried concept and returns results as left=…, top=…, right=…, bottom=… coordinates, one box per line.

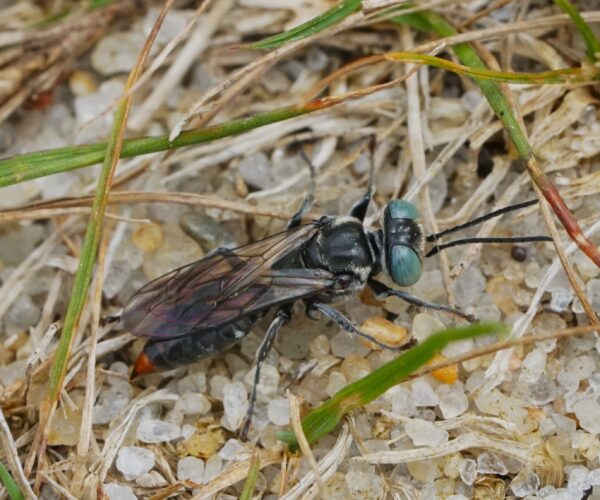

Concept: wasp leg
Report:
left=240, top=307, right=290, bottom=439
left=307, top=301, right=402, bottom=351
left=368, top=279, right=475, bottom=322
left=288, top=150, right=317, bottom=229
left=349, top=136, right=375, bottom=222
left=349, top=188, right=372, bottom=222
left=100, top=312, right=122, bottom=326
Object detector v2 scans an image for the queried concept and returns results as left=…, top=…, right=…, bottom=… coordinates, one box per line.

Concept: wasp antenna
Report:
left=427, top=199, right=540, bottom=242
left=426, top=235, right=552, bottom=257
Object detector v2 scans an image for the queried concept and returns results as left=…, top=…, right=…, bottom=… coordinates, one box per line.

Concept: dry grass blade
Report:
left=3, top=2, right=600, bottom=498
left=280, top=423, right=353, bottom=499
left=0, top=191, right=295, bottom=224
left=26, top=1, right=175, bottom=490
left=288, top=392, right=324, bottom=493
left=0, top=408, right=35, bottom=499
left=170, top=9, right=365, bottom=138
left=190, top=449, right=283, bottom=500
left=0, top=2, right=138, bottom=125
left=356, top=432, right=536, bottom=465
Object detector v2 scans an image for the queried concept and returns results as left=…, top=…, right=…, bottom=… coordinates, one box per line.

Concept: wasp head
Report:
left=380, top=200, right=425, bottom=287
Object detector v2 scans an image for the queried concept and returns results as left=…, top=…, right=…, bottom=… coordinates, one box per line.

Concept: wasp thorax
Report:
left=382, top=200, right=425, bottom=287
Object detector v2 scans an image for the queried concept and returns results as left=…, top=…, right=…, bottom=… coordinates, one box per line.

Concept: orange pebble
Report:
left=132, top=223, right=163, bottom=252
left=360, top=287, right=385, bottom=307
left=359, top=317, right=408, bottom=351
left=429, top=354, right=458, bottom=384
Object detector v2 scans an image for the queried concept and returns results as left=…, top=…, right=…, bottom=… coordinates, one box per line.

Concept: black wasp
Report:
left=121, top=150, right=550, bottom=436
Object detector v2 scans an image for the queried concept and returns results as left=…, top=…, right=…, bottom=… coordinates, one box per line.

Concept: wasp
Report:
left=120, top=151, right=550, bottom=436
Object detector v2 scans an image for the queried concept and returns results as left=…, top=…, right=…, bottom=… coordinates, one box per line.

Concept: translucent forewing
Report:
left=123, top=222, right=336, bottom=340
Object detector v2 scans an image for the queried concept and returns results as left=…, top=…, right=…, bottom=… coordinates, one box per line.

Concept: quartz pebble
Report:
left=519, top=349, right=546, bottom=383
left=91, top=32, right=145, bottom=75
left=5, top=294, right=40, bottom=335
left=567, top=466, right=591, bottom=491
left=218, top=439, right=246, bottom=461
left=74, top=79, right=124, bottom=143
left=323, top=472, right=351, bottom=498
left=510, top=468, right=540, bottom=497
left=135, top=471, right=168, bottom=488
left=477, top=452, right=508, bottom=475
left=238, top=153, right=274, bottom=189
left=104, top=483, right=137, bottom=500
left=567, top=355, right=595, bottom=381
left=341, top=354, right=371, bottom=382
left=203, top=455, right=223, bottom=484
left=330, top=331, right=370, bottom=358
left=209, top=374, right=229, bottom=400
left=573, top=399, right=600, bottom=434
left=222, top=382, right=249, bottom=431
left=309, top=334, right=330, bottom=357
left=244, top=363, right=279, bottom=400
left=326, top=371, right=347, bottom=396
left=453, top=266, right=486, bottom=308
left=267, top=398, right=290, bottom=426
left=177, top=456, right=204, bottom=484
left=180, top=212, right=237, bottom=252
left=177, top=371, right=207, bottom=394
left=411, top=313, right=446, bottom=342
left=558, top=369, right=580, bottom=394
left=175, top=393, right=211, bottom=415
left=437, top=383, right=469, bottom=419
left=344, top=470, right=385, bottom=499
left=0, top=224, right=45, bottom=266
left=389, top=386, right=417, bottom=417
left=116, top=446, right=155, bottom=481
left=459, top=458, right=477, bottom=486
left=137, top=419, right=181, bottom=443
left=405, top=419, right=448, bottom=447
left=412, top=380, right=439, bottom=407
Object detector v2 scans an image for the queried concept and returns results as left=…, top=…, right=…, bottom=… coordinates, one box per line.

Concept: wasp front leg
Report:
left=368, top=279, right=475, bottom=322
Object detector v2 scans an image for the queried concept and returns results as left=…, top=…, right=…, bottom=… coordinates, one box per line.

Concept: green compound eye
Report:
left=387, top=199, right=419, bottom=220
left=389, top=245, right=422, bottom=286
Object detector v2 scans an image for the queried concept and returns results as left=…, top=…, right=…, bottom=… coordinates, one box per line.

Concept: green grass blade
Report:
left=411, top=11, right=535, bottom=159
left=553, top=0, right=600, bottom=61
left=278, top=322, right=506, bottom=448
left=239, top=452, right=260, bottom=500
left=0, top=461, right=24, bottom=500
left=47, top=97, right=129, bottom=400
left=0, top=103, right=329, bottom=189
left=250, top=0, right=361, bottom=50
left=385, top=52, right=584, bottom=84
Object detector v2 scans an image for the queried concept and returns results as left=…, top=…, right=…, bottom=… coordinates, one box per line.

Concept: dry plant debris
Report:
left=1, top=0, right=600, bottom=499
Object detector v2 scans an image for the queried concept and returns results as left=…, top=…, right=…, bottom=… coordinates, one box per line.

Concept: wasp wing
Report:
left=122, top=222, right=335, bottom=339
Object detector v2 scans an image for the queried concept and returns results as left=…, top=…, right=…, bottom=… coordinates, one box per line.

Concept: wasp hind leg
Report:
left=307, top=301, right=403, bottom=351
left=240, top=307, right=291, bottom=439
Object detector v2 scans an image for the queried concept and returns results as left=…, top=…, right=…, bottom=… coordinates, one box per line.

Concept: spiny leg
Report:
left=368, top=279, right=475, bottom=322
left=288, top=150, right=317, bottom=229
left=307, top=301, right=402, bottom=351
left=240, top=307, right=290, bottom=439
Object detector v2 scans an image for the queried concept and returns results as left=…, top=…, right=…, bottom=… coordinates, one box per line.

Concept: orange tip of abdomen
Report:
left=131, top=352, right=157, bottom=379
